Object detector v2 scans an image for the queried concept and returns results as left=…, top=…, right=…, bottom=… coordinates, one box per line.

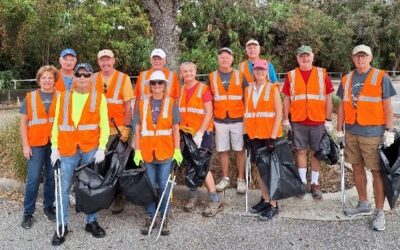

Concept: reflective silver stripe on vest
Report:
left=212, top=71, right=220, bottom=99
left=239, top=62, right=245, bottom=72
left=244, top=112, right=275, bottom=118
left=141, top=129, right=172, bottom=136
left=214, top=95, right=228, bottom=101
left=179, top=107, right=186, bottom=112
left=166, top=72, right=174, bottom=95
left=90, top=83, right=97, bottom=112
left=290, top=68, right=325, bottom=101
left=317, top=67, right=325, bottom=99
left=264, top=82, right=272, bottom=101
left=77, top=124, right=98, bottom=130
left=62, top=91, right=71, bottom=128
left=228, top=95, right=242, bottom=100
left=59, top=125, right=75, bottom=131
left=358, top=96, right=382, bottom=102
left=371, top=68, right=379, bottom=86
left=141, top=98, right=150, bottom=136
left=141, top=71, right=148, bottom=98
left=28, top=91, right=49, bottom=126
left=92, top=72, right=99, bottom=87
left=234, top=69, right=240, bottom=86
left=48, top=118, right=54, bottom=123
left=289, top=70, right=296, bottom=100
left=196, top=84, right=204, bottom=98
left=343, top=72, right=353, bottom=101
left=106, top=72, right=124, bottom=104
left=245, top=87, right=252, bottom=114
left=186, top=107, right=205, bottom=114
left=162, top=97, right=171, bottom=118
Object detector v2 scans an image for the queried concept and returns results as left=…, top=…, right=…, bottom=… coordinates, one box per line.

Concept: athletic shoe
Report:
left=21, top=215, right=33, bottom=229
left=250, top=198, right=271, bottom=214
left=372, top=209, right=386, bottom=231
left=344, top=201, right=371, bottom=217
left=216, top=177, right=231, bottom=192
left=258, top=205, right=279, bottom=221
left=44, top=207, right=56, bottom=222
left=140, top=216, right=156, bottom=235
left=310, top=183, right=322, bottom=200
left=184, top=197, right=198, bottom=212
left=236, top=179, right=246, bottom=194
left=202, top=201, right=223, bottom=217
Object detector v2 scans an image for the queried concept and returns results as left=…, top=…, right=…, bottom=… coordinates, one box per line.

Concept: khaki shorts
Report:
left=345, top=132, right=382, bottom=171
left=214, top=121, right=244, bottom=152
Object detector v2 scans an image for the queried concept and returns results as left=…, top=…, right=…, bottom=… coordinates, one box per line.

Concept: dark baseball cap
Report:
left=60, top=48, right=77, bottom=58
left=74, top=63, right=94, bottom=73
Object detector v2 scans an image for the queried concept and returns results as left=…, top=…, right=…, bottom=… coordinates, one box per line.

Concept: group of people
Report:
left=18, top=39, right=396, bottom=246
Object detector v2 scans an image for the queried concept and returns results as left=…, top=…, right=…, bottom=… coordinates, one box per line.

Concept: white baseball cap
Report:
left=246, top=39, right=260, bottom=47
left=146, top=70, right=169, bottom=83
left=97, top=49, right=114, bottom=59
left=150, top=48, right=166, bottom=59
left=352, top=45, right=372, bottom=56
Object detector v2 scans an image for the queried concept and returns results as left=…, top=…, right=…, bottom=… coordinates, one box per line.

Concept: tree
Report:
left=140, top=0, right=181, bottom=71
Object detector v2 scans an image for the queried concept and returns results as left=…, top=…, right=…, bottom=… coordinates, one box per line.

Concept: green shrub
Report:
left=332, top=95, right=340, bottom=114
left=0, top=70, right=16, bottom=90
left=0, top=117, right=27, bottom=181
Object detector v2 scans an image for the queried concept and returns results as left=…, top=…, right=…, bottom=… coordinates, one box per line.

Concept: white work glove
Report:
left=193, top=131, right=204, bottom=148
left=324, top=120, right=333, bottom=133
left=50, top=148, right=60, bottom=166
left=94, top=149, right=105, bottom=164
left=336, top=131, right=345, bottom=147
left=383, top=130, right=395, bottom=148
left=283, top=119, right=292, bottom=133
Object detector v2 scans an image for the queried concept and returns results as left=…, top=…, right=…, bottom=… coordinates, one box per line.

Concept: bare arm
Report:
left=283, top=95, right=290, bottom=121
left=325, top=93, right=333, bottom=120
left=272, top=87, right=283, bottom=139
left=134, top=124, right=141, bottom=149
left=172, top=124, right=180, bottom=149
left=20, top=114, right=31, bottom=159
left=197, top=101, right=213, bottom=133
left=123, top=100, right=132, bottom=125
left=383, top=98, right=393, bottom=129
left=336, top=101, right=344, bottom=132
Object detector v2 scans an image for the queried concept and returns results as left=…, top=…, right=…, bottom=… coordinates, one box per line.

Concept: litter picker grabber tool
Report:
left=339, top=141, right=346, bottom=211
left=148, top=161, right=178, bottom=242
left=54, top=160, right=65, bottom=237
left=245, top=147, right=252, bottom=213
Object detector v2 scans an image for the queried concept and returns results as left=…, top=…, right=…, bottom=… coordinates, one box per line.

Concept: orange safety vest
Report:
left=342, top=68, right=386, bottom=126
left=139, top=97, right=174, bottom=162
left=209, top=70, right=244, bottom=119
left=135, top=68, right=180, bottom=100
left=288, top=67, right=327, bottom=122
left=26, top=90, right=57, bottom=146
left=93, top=71, right=128, bottom=127
left=57, top=87, right=102, bottom=156
left=179, top=82, right=213, bottom=132
left=239, top=60, right=254, bottom=83
left=244, top=83, right=283, bottom=139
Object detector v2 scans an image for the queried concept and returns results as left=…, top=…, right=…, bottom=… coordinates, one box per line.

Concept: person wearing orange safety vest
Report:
left=179, top=62, right=223, bottom=217
left=50, top=63, right=110, bottom=246
left=132, top=70, right=183, bottom=236
left=93, top=49, right=134, bottom=214
left=238, top=39, right=278, bottom=83
left=20, top=65, right=58, bottom=230
left=209, top=47, right=248, bottom=194
left=243, top=59, right=282, bottom=221
left=55, top=49, right=77, bottom=92
left=282, top=45, right=334, bottom=200
left=134, top=48, right=181, bottom=101
left=336, top=45, right=396, bottom=231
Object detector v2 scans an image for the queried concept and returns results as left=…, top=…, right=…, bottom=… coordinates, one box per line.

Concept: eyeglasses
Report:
left=150, top=80, right=165, bottom=86
left=353, top=54, right=369, bottom=59
left=74, top=72, right=92, bottom=78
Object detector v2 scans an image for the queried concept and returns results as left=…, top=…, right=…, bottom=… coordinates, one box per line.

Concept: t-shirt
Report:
left=248, top=61, right=278, bottom=83
left=101, top=71, right=134, bottom=101
left=20, top=90, right=54, bottom=115
left=62, top=76, right=73, bottom=90
left=282, top=68, right=335, bottom=126
left=336, top=68, right=396, bottom=136
left=184, top=82, right=212, bottom=103
left=132, top=98, right=180, bottom=127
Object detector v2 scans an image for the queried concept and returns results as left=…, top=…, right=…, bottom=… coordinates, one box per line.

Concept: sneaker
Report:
left=250, top=198, right=271, bottom=214
left=372, top=209, right=386, bottom=231
left=85, top=221, right=106, bottom=238
left=310, top=183, right=322, bottom=200
left=236, top=179, right=246, bottom=194
left=160, top=217, right=171, bottom=236
left=202, top=201, right=224, bottom=217
left=344, top=201, right=372, bottom=217
left=140, top=216, right=157, bottom=235
left=216, top=177, right=231, bottom=192
left=184, top=197, right=198, bottom=212
left=258, top=205, right=279, bottom=221
left=51, top=226, right=68, bottom=246
left=44, top=207, right=56, bottom=222
left=21, top=215, right=33, bottom=229
left=111, top=194, right=126, bottom=214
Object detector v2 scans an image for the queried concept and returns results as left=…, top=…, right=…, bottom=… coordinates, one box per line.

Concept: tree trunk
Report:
left=141, top=0, right=181, bottom=71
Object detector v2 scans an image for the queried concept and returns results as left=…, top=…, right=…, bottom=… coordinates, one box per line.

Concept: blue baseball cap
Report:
left=60, top=48, right=77, bottom=58
left=74, top=63, right=94, bottom=73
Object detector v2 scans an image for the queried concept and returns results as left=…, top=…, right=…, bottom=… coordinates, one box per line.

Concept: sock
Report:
left=209, top=191, right=220, bottom=203
left=298, top=168, right=307, bottom=184
left=311, top=171, right=319, bottom=185
left=189, top=188, right=199, bottom=199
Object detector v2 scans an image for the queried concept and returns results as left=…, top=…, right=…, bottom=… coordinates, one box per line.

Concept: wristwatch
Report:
left=385, top=128, right=394, bottom=132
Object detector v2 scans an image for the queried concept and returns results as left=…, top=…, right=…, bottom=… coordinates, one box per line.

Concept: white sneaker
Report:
left=372, top=209, right=385, bottom=231
left=216, top=177, right=231, bottom=192
left=236, top=179, right=246, bottom=194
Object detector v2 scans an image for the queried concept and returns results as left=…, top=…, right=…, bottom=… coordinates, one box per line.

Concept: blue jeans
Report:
left=144, top=160, right=173, bottom=217
left=56, top=148, right=97, bottom=225
left=23, top=144, right=54, bottom=216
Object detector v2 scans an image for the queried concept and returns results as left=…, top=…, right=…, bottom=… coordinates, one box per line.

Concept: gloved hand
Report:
left=173, top=149, right=183, bottom=166
left=383, top=130, right=395, bottom=148
left=94, top=149, right=105, bottom=164
left=51, top=148, right=60, bottom=166
left=193, top=131, right=204, bottom=148
left=265, top=138, right=276, bottom=150
left=324, top=120, right=333, bottom=133
left=336, top=131, right=345, bottom=147
left=283, top=119, right=292, bottom=133
left=120, top=125, right=131, bottom=142
left=134, top=150, right=144, bottom=166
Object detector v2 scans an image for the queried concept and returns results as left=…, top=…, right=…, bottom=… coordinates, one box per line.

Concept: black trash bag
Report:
left=378, top=132, right=400, bottom=209
left=118, top=147, right=157, bottom=206
left=314, top=131, right=339, bottom=165
left=256, top=140, right=306, bottom=200
left=180, top=131, right=212, bottom=188
left=107, top=134, right=128, bottom=155
left=74, top=151, right=120, bottom=214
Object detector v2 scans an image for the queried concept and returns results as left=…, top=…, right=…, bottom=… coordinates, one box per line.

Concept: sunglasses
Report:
left=150, top=80, right=165, bottom=86
left=103, top=82, right=108, bottom=93
left=74, top=72, right=92, bottom=78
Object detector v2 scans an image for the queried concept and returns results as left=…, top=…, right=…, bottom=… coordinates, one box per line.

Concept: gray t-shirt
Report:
left=132, top=97, right=180, bottom=127
left=336, top=69, right=396, bottom=136
left=19, top=91, right=54, bottom=115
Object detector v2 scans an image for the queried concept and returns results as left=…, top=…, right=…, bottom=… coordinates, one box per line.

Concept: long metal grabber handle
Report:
left=54, top=160, right=65, bottom=237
